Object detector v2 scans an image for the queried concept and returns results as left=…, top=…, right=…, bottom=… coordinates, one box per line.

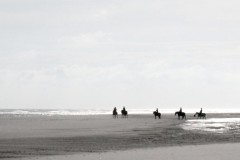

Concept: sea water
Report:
left=0, top=108, right=240, bottom=116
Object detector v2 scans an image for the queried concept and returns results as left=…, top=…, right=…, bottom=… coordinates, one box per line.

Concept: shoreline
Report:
left=0, top=114, right=240, bottom=159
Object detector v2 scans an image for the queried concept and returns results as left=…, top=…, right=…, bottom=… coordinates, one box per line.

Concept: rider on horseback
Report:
left=156, top=108, right=158, bottom=113
left=123, top=106, right=126, bottom=112
left=113, top=107, right=117, bottom=113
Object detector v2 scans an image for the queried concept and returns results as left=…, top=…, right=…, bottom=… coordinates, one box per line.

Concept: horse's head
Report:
left=193, top=112, right=196, bottom=117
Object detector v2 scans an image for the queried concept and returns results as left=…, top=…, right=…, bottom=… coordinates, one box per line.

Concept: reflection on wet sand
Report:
left=182, top=118, right=240, bottom=133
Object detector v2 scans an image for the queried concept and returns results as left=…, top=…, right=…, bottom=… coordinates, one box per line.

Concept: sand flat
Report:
left=0, top=114, right=240, bottom=159
left=13, top=143, right=240, bottom=160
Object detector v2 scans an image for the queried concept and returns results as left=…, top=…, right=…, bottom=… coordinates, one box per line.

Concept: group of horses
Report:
left=113, top=109, right=128, bottom=118
left=113, top=109, right=207, bottom=120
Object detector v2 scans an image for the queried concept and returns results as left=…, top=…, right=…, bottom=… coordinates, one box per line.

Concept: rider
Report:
left=199, top=108, right=202, bottom=115
left=123, top=106, right=126, bottom=112
left=179, top=107, right=182, bottom=113
left=156, top=108, right=159, bottom=113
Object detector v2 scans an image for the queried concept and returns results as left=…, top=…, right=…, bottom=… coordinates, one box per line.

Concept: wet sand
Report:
left=0, top=113, right=240, bottom=159
left=17, top=143, right=240, bottom=160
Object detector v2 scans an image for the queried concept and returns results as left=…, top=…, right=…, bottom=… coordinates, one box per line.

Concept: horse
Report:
left=175, top=111, right=186, bottom=120
left=113, top=110, right=118, bottom=118
left=153, top=111, right=161, bottom=119
left=121, top=110, right=128, bottom=118
left=194, top=112, right=206, bottom=119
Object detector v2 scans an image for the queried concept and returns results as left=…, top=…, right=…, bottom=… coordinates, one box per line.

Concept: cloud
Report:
left=58, top=32, right=113, bottom=49
left=1, top=0, right=240, bottom=108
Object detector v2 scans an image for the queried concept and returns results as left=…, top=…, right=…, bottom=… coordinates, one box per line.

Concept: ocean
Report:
left=0, top=108, right=240, bottom=116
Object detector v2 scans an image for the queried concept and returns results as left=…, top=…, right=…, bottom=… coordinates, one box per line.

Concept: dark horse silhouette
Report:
left=153, top=111, right=161, bottom=119
left=121, top=110, right=128, bottom=118
left=175, top=111, right=186, bottom=120
left=194, top=112, right=206, bottom=119
left=113, top=110, right=118, bottom=118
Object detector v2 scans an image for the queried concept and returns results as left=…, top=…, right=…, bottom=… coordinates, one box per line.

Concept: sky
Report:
left=1, top=0, right=240, bottom=109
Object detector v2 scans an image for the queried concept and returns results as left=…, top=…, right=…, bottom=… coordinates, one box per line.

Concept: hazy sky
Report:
left=1, top=0, right=240, bottom=109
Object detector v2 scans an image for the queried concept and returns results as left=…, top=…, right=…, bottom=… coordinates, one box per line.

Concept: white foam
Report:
left=0, top=109, right=111, bottom=116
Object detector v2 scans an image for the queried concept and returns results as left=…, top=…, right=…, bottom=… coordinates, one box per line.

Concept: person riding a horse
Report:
left=153, top=108, right=161, bottom=119
left=199, top=108, right=202, bottom=115
left=112, top=107, right=118, bottom=118
left=175, top=108, right=186, bottom=120
left=121, top=106, right=128, bottom=118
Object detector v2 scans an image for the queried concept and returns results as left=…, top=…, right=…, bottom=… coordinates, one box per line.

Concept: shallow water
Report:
left=181, top=118, right=240, bottom=133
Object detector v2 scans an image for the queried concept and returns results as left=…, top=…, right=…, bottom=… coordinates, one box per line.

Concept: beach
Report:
left=0, top=113, right=240, bottom=159
left=18, top=143, right=240, bottom=160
